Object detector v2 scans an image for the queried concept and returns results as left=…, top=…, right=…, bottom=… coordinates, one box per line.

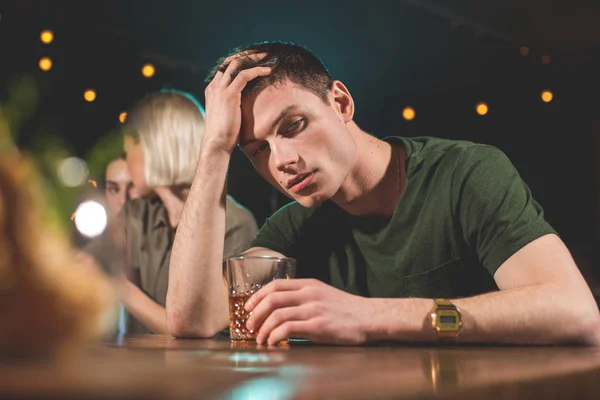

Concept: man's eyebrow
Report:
left=239, top=104, right=299, bottom=148
left=270, top=104, right=299, bottom=132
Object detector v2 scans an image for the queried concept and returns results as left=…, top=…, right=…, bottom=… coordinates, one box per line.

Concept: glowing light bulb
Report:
left=402, top=107, right=415, bottom=121
left=39, top=57, right=52, bottom=71
left=40, top=30, right=54, bottom=44
left=476, top=102, right=488, bottom=116
left=141, top=63, right=155, bottom=78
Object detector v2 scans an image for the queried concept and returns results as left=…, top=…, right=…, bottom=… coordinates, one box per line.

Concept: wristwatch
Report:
left=430, top=299, right=462, bottom=341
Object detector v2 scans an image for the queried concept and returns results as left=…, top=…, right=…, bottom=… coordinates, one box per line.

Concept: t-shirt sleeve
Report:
left=453, top=145, right=557, bottom=276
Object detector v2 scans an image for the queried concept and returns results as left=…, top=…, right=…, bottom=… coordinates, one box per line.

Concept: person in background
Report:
left=85, top=89, right=258, bottom=334
left=101, top=157, right=139, bottom=334
left=104, top=157, right=139, bottom=217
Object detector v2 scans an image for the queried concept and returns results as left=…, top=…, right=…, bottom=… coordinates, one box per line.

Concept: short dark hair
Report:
left=206, top=41, right=334, bottom=103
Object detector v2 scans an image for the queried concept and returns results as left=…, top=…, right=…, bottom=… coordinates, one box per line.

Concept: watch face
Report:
left=436, top=310, right=461, bottom=332
left=440, top=315, right=457, bottom=324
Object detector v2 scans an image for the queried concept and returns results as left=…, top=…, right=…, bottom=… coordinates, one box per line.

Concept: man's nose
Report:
left=272, top=143, right=298, bottom=171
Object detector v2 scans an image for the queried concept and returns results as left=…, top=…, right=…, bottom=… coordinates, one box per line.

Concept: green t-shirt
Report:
left=251, top=136, right=556, bottom=299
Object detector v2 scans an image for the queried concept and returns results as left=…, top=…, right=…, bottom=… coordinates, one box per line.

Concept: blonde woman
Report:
left=85, top=90, right=258, bottom=334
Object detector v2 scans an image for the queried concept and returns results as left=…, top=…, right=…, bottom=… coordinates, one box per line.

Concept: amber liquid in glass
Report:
left=229, top=294, right=256, bottom=340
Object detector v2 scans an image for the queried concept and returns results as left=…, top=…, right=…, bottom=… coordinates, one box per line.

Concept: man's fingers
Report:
left=217, top=56, right=244, bottom=87
left=221, top=51, right=268, bottom=71
left=246, top=290, right=303, bottom=331
left=228, top=66, right=272, bottom=93
left=217, top=52, right=268, bottom=87
left=254, top=305, right=313, bottom=344
left=263, top=320, right=314, bottom=346
left=245, top=279, right=314, bottom=311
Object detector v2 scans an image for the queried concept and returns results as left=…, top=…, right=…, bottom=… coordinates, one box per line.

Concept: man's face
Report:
left=123, top=136, right=151, bottom=198
left=104, top=158, right=138, bottom=216
left=239, top=81, right=357, bottom=208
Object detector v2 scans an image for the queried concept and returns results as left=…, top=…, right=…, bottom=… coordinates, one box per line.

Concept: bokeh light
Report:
left=141, top=63, right=155, bottom=78
left=402, top=107, right=415, bottom=121
left=119, top=111, right=127, bottom=123
left=476, top=102, right=488, bottom=116
left=541, top=90, right=553, bottom=103
left=541, top=55, right=551, bottom=65
left=57, top=157, right=88, bottom=187
left=40, top=30, right=54, bottom=44
left=84, top=89, right=97, bottom=102
left=38, top=57, right=52, bottom=71
left=74, top=201, right=107, bottom=238
left=519, top=46, right=529, bottom=56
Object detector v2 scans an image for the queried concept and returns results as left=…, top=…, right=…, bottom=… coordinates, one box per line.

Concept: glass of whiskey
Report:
left=225, top=255, right=296, bottom=341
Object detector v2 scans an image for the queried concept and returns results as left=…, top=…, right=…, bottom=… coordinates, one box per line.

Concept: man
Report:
left=85, top=89, right=258, bottom=334
left=102, top=157, right=139, bottom=333
left=104, top=157, right=138, bottom=217
left=167, top=42, right=600, bottom=345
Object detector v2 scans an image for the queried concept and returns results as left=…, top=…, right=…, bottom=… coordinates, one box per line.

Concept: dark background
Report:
left=1, top=0, right=599, bottom=282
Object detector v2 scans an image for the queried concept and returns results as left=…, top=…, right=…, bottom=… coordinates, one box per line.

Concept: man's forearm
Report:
left=368, top=283, right=600, bottom=345
left=166, top=149, right=231, bottom=337
left=120, top=280, right=168, bottom=334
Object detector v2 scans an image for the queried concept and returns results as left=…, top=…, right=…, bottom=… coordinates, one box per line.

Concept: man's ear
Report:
left=329, top=80, right=354, bottom=123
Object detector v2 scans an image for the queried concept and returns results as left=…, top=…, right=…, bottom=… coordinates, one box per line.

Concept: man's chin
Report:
left=294, top=191, right=328, bottom=208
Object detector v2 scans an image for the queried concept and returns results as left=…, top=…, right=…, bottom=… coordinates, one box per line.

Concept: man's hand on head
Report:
left=244, top=278, right=377, bottom=346
left=202, top=52, right=271, bottom=156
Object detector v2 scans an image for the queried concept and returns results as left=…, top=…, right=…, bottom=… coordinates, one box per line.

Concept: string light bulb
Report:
left=84, top=89, right=97, bottom=102
left=38, top=57, right=52, bottom=71
left=40, top=30, right=54, bottom=44
left=141, top=63, right=155, bottom=78
left=476, top=102, right=488, bottom=116
left=402, top=107, right=415, bottom=121
left=541, top=90, right=553, bottom=103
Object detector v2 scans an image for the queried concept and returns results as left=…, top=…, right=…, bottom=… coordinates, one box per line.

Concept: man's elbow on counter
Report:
left=166, top=309, right=222, bottom=339
left=579, top=311, right=600, bottom=346
left=563, top=300, right=600, bottom=346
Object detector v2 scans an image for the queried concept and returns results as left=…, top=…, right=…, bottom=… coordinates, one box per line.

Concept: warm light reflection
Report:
left=541, top=90, right=553, bottom=103
left=84, top=89, right=97, bottom=102
left=541, top=55, right=551, bottom=65
left=519, top=46, right=529, bottom=56
left=38, top=57, right=52, bottom=71
left=40, top=30, right=54, bottom=44
left=476, top=102, right=488, bottom=116
left=119, top=112, right=127, bottom=123
left=141, top=63, right=155, bottom=78
left=402, top=107, right=415, bottom=121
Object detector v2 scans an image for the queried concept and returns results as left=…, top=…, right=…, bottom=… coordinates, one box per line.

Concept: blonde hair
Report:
left=124, top=90, right=205, bottom=187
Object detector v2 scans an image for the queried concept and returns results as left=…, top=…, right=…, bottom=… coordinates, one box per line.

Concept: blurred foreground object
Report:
left=0, top=131, right=116, bottom=360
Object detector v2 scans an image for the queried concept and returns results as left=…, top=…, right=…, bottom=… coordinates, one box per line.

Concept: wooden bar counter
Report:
left=1, top=333, right=599, bottom=399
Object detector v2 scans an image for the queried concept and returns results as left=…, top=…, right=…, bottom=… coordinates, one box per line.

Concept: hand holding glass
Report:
left=225, top=256, right=296, bottom=340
